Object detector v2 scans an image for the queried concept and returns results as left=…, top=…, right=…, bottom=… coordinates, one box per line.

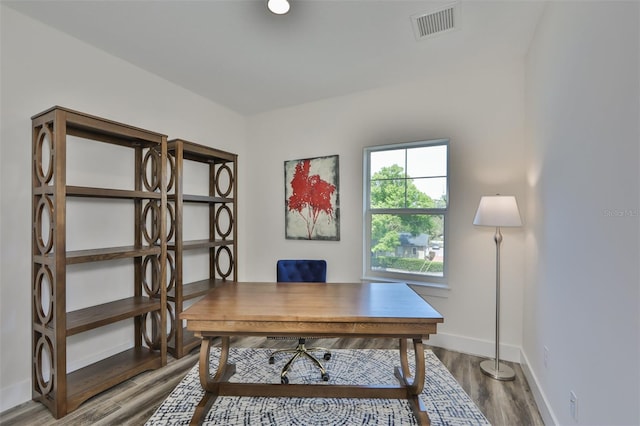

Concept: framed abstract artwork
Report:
left=284, top=155, right=340, bottom=240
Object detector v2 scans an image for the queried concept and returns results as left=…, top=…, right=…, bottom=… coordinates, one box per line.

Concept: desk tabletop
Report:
left=180, top=282, right=443, bottom=325
left=186, top=282, right=443, bottom=425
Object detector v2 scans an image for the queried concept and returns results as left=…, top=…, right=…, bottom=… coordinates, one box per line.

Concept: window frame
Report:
left=362, top=139, right=449, bottom=290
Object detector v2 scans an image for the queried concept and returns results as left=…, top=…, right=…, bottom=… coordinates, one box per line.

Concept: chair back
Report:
left=276, top=260, right=327, bottom=282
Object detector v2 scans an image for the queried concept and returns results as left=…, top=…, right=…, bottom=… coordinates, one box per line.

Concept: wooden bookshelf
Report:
left=166, top=139, right=237, bottom=358
left=30, top=106, right=167, bottom=419
left=66, top=297, right=162, bottom=336
left=65, top=347, right=162, bottom=413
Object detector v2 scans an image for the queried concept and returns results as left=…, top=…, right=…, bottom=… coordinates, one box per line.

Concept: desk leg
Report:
left=395, top=338, right=430, bottom=426
left=191, top=336, right=237, bottom=426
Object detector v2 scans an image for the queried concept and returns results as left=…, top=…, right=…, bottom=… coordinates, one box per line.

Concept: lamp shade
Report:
left=473, top=195, right=522, bottom=227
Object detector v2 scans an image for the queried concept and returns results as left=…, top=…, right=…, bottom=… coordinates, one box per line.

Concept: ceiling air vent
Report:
left=412, top=3, right=459, bottom=40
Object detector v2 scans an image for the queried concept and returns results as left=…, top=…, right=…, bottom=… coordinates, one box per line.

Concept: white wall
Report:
left=12, top=3, right=636, bottom=423
left=0, top=6, right=247, bottom=411
left=524, top=2, right=639, bottom=425
left=244, top=58, right=527, bottom=361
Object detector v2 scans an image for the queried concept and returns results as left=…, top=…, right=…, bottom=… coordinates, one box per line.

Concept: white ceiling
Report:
left=5, top=0, right=545, bottom=115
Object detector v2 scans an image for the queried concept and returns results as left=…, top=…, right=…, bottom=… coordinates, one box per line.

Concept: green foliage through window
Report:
left=364, top=140, right=448, bottom=281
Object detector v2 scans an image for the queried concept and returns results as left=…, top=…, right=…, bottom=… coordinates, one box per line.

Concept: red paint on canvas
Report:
left=288, top=160, right=336, bottom=239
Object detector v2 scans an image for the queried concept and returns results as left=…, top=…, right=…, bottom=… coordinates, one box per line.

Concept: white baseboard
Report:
left=428, top=331, right=522, bottom=363
left=0, top=379, right=31, bottom=413
left=520, top=349, right=558, bottom=426
left=0, top=342, right=133, bottom=413
left=429, top=332, right=556, bottom=426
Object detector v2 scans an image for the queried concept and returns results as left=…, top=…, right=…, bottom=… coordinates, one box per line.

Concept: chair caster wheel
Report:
left=281, top=375, right=289, bottom=384
left=269, top=357, right=275, bottom=364
left=321, top=373, right=329, bottom=381
left=323, top=353, right=331, bottom=361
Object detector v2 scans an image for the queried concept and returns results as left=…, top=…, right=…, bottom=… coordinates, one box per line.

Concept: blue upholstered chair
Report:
left=269, top=260, right=331, bottom=384
left=276, top=259, right=327, bottom=283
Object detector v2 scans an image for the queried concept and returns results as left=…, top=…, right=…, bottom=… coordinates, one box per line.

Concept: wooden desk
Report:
left=180, top=282, right=444, bottom=425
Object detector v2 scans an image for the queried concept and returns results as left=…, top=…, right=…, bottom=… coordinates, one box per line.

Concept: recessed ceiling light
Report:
left=267, top=0, right=290, bottom=15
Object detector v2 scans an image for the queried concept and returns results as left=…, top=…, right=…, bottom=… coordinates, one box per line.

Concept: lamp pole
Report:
left=479, top=226, right=515, bottom=380
left=473, top=195, right=521, bottom=381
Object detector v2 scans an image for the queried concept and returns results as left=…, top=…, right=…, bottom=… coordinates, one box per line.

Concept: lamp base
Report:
left=480, top=359, right=515, bottom=381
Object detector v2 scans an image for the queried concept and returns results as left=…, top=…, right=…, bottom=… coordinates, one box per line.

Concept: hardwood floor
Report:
left=0, top=338, right=543, bottom=426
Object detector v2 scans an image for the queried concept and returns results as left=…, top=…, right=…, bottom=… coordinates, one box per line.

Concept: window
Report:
left=363, top=139, right=448, bottom=285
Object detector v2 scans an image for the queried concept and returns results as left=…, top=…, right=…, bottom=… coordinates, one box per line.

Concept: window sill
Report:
left=360, top=276, right=450, bottom=298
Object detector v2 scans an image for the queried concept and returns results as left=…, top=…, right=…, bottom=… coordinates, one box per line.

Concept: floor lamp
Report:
left=473, top=195, right=522, bottom=381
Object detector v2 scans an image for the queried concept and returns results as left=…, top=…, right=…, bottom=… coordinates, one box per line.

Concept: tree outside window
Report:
left=363, top=140, right=448, bottom=283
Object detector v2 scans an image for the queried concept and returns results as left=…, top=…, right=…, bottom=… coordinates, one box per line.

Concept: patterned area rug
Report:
left=146, top=348, right=490, bottom=425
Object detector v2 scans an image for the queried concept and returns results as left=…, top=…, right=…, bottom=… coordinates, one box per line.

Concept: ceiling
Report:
left=5, top=0, right=545, bottom=115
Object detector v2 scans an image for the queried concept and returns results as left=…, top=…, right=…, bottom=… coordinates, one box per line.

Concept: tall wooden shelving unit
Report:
left=166, top=139, right=237, bottom=358
left=31, top=107, right=168, bottom=418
